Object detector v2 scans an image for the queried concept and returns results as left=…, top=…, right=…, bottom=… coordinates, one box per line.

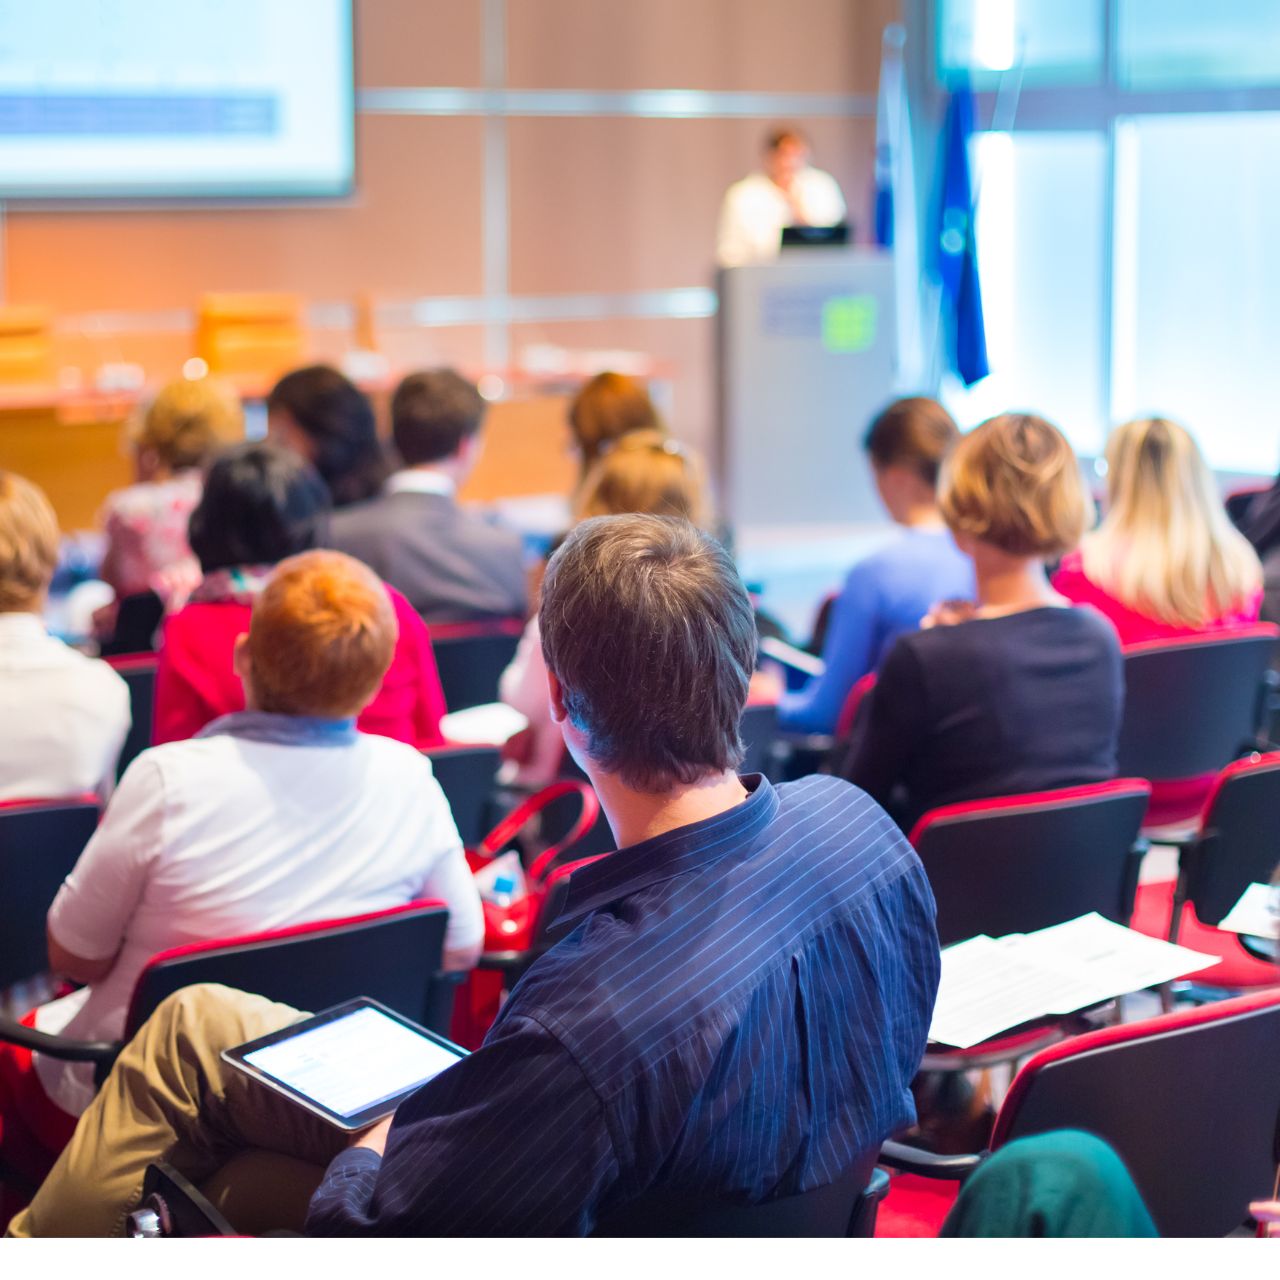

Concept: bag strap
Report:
left=473, top=780, right=601, bottom=883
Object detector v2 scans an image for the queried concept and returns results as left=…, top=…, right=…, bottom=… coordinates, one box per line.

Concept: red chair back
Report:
left=429, top=618, right=524, bottom=712
left=1116, top=627, right=1279, bottom=784
left=908, top=780, right=1151, bottom=947
left=0, top=795, right=99, bottom=988
left=991, top=989, right=1280, bottom=1237
left=1184, top=750, right=1280, bottom=927
left=835, top=673, right=877, bottom=741
left=123, top=899, right=452, bottom=1038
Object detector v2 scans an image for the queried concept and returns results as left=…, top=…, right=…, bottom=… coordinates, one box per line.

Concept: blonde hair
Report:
left=247, top=550, right=397, bottom=718
left=0, top=471, right=59, bottom=611
left=567, top=372, right=665, bottom=474
left=572, top=434, right=709, bottom=527
left=940, top=412, right=1090, bottom=558
left=1082, top=417, right=1262, bottom=627
left=134, top=377, right=244, bottom=472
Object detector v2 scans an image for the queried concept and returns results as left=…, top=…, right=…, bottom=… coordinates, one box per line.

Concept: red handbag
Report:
left=452, top=780, right=606, bottom=1048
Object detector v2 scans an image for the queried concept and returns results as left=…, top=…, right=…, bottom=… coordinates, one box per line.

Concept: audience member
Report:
left=99, top=377, right=243, bottom=603
left=779, top=397, right=974, bottom=735
left=267, top=364, right=387, bottom=508
left=329, top=370, right=526, bottom=624
left=0, top=551, right=482, bottom=1197
left=0, top=472, right=130, bottom=802
left=153, top=444, right=446, bottom=748
left=11, top=514, right=940, bottom=1238
left=567, top=371, right=667, bottom=481
left=1233, top=468, right=1280, bottom=626
left=844, top=413, right=1121, bottom=830
left=1053, top=417, right=1263, bottom=643
left=500, top=435, right=710, bottom=784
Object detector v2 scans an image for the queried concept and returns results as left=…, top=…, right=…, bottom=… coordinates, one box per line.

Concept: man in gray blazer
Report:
left=330, top=370, right=527, bottom=624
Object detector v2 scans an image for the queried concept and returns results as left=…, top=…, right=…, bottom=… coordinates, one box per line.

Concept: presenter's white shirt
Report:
left=36, top=717, right=484, bottom=1115
left=716, top=167, right=847, bottom=268
left=0, top=612, right=130, bottom=803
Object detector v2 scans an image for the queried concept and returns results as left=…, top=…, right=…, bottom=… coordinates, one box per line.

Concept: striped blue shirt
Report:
left=306, top=774, right=940, bottom=1236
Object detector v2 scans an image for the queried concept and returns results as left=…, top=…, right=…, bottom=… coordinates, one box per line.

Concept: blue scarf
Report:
left=195, top=710, right=358, bottom=748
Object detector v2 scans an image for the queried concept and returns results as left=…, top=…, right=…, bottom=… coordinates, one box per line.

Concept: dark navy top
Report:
left=844, top=605, right=1123, bottom=832
left=305, top=774, right=940, bottom=1236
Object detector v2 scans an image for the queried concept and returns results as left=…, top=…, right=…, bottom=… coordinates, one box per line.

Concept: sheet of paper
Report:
left=1217, top=883, right=1280, bottom=940
left=439, top=702, right=528, bottom=746
left=1016, top=912, right=1220, bottom=1011
left=927, top=913, right=1222, bottom=1049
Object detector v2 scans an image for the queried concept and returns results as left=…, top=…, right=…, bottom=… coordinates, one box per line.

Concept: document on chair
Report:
left=1217, top=883, right=1280, bottom=940
left=928, top=914, right=1221, bottom=1049
left=438, top=703, right=528, bottom=746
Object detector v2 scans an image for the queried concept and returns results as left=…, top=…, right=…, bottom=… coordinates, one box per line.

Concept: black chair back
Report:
left=105, top=653, right=158, bottom=781
left=430, top=620, right=523, bottom=712
left=0, top=797, right=99, bottom=987
left=1185, top=751, right=1280, bottom=925
left=996, top=991, right=1280, bottom=1237
left=1116, top=629, right=1279, bottom=781
left=740, top=702, right=780, bottom=777
left=910, top=781, right=1151, bottom=947
left=593, top=1150, right=883, bottom=1237
left=123, top=900, right=451, bottom=1038
left=425, top=745, right=500, bottom=847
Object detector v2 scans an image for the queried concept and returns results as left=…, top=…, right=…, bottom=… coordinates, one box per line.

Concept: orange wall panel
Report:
left=507, top=0, right=901, bottom=93
left=357, top=0, right=484, bottom=88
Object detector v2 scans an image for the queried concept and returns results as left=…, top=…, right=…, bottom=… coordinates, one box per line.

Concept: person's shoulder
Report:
left=357, top=730, right=439, bottom=779
left=330, top=494, right=391, bottom=541
left=454, top=505, right=524, bottom=553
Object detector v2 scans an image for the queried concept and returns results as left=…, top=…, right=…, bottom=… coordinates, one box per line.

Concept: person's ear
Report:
left=546, top=668, right=568, bottom=724
left=232, top=633, right=255, bottom=703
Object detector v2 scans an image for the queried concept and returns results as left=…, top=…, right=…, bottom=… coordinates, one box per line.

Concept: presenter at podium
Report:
left=716, top=125, right=848, bottom=268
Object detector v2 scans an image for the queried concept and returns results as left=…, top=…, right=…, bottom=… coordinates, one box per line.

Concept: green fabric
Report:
left=940, top=1130, right=1160, bottom=1238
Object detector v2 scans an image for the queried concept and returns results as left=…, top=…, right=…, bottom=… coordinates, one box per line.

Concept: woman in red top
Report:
left=154, top=444, right=447, bottom=747
left=1052, top=417, right=1263, bottom=645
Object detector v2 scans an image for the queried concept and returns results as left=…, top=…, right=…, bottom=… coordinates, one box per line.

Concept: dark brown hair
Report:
left=392, top=369, right=486, bottom=466
left=540, top=514, right=756, bottom=792
left=567, top=372, right=664, bottom=474
left=863, top=396, right=960, bottom=489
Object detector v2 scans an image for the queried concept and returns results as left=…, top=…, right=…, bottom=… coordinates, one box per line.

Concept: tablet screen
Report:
left=241, top=1005, right=463, bottom=1122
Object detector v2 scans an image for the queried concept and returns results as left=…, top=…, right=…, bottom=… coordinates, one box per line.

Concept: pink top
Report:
left=153, top=585, right=448, bottom=749
left=1051, top=549, right=1263, bottom=646
left=99, top=473, right=203, bottom=601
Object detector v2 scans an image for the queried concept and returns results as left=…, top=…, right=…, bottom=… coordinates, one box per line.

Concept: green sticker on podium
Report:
left=821, top=295, right=878, bottom=353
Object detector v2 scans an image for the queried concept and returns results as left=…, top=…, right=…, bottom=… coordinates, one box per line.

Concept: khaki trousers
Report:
left=6, top=984, right=348, bottom=1238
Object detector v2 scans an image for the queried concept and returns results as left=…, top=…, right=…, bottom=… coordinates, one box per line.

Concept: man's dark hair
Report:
left=267, top=364, right=386, bottom=507
left=391, top=370, right=486, bottom=467
left=863, top=396, right=960, bottom=490
left=188, top=443, right=331, bottom=574
left=765, top=124, right=808, bottom=152
left=540, top=514, right=756, bottom=792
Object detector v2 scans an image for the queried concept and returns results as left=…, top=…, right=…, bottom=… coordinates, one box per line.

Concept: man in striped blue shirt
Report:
left=12, top=515, right=939, bottom=1237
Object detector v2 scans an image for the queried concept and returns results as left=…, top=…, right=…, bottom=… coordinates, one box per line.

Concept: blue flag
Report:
left=933, top=82, right=989, bottom=386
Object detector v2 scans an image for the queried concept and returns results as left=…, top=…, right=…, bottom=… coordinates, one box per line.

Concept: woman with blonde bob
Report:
left=844, top=413, right=1122, bottom=830
left=500, top=434, right=709, bottom=785
left=1052, top=417, right=1263, bottom=643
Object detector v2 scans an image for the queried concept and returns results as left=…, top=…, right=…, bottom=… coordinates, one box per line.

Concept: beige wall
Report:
left=1, top=0, right=901, bottom=460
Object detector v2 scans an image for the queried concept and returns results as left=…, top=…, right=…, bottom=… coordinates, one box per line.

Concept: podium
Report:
left=716, top=249, right=898, bottom=543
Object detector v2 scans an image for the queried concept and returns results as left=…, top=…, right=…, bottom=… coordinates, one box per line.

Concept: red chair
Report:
left=103, top=652, right=159, bottom=781
left=878, top=989, right=1280, bottom=1237
left=1116, top=627, right=1279, bottom=833
left=0, top=796, right=100, bottom=991
left=1131, top=751, right=1280, bottom=990
left=908, top=780, right=1151, bottom=1067
left=428, top=618, right=524, bottom=712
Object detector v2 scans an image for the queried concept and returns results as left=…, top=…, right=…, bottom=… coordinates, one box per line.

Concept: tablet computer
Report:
left=222, top=997, right=468, bottom=1132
